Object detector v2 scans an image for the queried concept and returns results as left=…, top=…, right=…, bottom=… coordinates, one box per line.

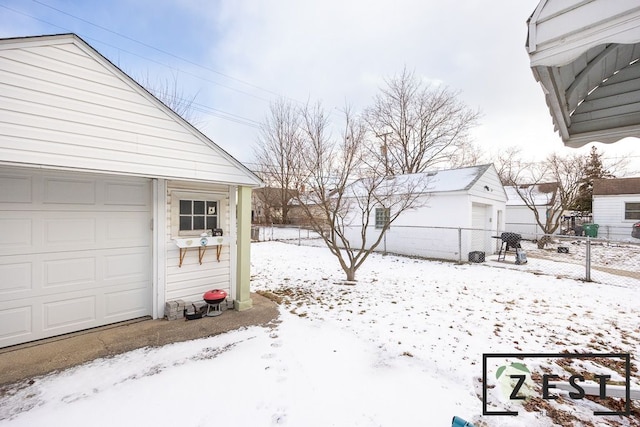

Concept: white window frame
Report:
left=170, top=190, right=226, bottom=237
left=624, top=201, right=640, bottom=221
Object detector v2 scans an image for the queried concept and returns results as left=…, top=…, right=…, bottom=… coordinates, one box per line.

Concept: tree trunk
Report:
left=344, top=266, right=356, bottom=282
left=537, top=235, right=550, bottom=249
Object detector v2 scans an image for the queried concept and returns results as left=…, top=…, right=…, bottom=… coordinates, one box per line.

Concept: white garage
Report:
left=0, top=168, right=153, bottom=347
left=0, top=34, right=262, bottom=348
left=341, top=164, right=507, bottom=262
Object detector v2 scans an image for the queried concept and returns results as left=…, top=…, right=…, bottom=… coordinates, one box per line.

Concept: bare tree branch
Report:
left=364, top=67, right=480, bottom=174
left=502, top=151, right=586, bottom=248
left=136, top=71, right=201, bottom=125
left=253, top=99, right=303, bottom=224
left=292, top=103, right=430, bottom=281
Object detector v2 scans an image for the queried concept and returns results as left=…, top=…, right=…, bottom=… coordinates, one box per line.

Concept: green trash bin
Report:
left=583, top=223, right=599, bottom=237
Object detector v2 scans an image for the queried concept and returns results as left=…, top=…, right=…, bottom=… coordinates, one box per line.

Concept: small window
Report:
left=179, top=199, right=218, bottom=232
left=625, top=202, right=640, bottom=220
left=375, top=207, right=390, bottom=229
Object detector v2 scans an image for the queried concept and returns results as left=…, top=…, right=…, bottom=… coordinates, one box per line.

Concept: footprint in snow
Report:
left=272, top=410, right=287, bottom=424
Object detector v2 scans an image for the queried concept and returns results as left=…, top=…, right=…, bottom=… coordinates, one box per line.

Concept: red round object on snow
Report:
left=203, top=289, right=227, bottom=304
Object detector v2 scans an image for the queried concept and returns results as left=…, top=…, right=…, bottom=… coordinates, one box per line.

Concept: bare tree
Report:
left=494, top=146, right=525, bottom=185
left=294, top=103, right=430, bottom=282
left=136, top=71, right=201, bottom=125
left=503, top=152, right=586, bottom=248
left=364, top=68, right=480, bottom=175
left=253, top=99, right=303, bottom=224
left=449, top=140, right=487, bottom=168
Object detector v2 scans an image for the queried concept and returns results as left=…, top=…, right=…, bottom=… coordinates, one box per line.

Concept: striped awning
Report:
left=527, top=0, right=640, bottom=147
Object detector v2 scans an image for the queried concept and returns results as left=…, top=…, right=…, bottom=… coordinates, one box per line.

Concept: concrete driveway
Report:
left=0, top=293, right=278, bottom=386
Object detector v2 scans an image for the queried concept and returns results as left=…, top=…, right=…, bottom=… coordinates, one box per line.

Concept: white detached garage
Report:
left=342, top=164, right=507, bottom=262
left=0, top=34, right=262, bottom=348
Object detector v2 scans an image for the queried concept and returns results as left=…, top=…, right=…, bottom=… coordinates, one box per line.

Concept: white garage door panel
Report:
left=44, top=255, right=96, bottom=287
left=0, top=218, right=32, bottom=246
left=105, top=287, right=149, bottom=318
left=44, top=295, right=96, bottom=330
left=104, top=251, right=149, bottom=280
left=105, top=182, right=149, bottom=205
left=0, top=306, right=31, bottom=340
left=0, top=262, right=32, bottom=293
left=0, top=169, right=152, bottom=348
left=44, top=178, right=95, bottom=204
left=44, top=218, right=96, bottom=245
left=0, top=175, right=31, bottom=202
left=105, top=214, right=150, bottom=243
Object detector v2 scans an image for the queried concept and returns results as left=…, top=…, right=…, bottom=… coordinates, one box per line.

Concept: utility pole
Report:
left=376, top=132, right=392, bottom=176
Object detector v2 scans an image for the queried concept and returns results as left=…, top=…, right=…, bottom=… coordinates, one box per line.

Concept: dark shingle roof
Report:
left=592, top=177, right=640, bottom=196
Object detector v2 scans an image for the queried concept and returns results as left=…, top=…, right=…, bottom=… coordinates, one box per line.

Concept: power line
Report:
left=30, top=0, right=292, bottom=101
left=1, top=2, right=273, bottom=103
left=0, top=2, right=268, bottom=129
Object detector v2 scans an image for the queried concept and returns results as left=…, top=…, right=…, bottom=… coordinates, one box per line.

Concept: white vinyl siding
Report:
left=0, top=36, right=260, bottom=186
left=468, top=167, right=505, bottom=201
left=593, top=195, right=640, bottom=240
left=165, top=181, right=232, bottom=303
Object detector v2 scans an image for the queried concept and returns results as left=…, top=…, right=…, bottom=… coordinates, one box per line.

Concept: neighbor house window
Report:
left=625, top=202, right=640, bottom=220
left=179, top=200, right=218, bottom=232
left=375, top=207, right=390, bottom=229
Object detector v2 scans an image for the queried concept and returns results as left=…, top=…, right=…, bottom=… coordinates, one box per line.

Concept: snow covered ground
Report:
left=1, top=241, right=639, bottom=426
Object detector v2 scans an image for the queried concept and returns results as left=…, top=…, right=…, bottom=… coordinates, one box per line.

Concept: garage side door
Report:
left=0, top=169, right=152, bottom=348
left=471, top=203, right=489, bottom=252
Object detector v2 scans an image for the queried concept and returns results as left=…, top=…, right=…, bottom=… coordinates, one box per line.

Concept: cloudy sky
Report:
left=1, top=0, right=639, bottom=173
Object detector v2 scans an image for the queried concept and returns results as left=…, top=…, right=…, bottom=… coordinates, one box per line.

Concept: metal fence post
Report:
left=298, top=226, right=301, bottom=246
left=458, top=228, right=462, bottom=263
left=383, top=229, right=387, bottom=255
left=585, top=237, right=591, bottom=282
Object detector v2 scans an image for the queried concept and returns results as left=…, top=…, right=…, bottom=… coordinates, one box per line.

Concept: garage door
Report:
left=0, top=168, right=152, bottom=348
left=471, top=203, right=489, bottom=252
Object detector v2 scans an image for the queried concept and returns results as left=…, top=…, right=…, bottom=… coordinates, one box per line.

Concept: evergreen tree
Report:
left=571, top=147, right=614, bottom=213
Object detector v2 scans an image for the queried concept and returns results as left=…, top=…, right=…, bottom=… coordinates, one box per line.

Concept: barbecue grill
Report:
left=496, top=232, right=527, bottom=264
left=203, top=289, right=227, bottom=317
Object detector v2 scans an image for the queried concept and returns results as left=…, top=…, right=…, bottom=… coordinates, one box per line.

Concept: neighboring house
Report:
left=287, top=193, right=327, bottom=227
left=0, top=34, right=262, bottom=348
left=504, top=183, right=558, bottom=239
left=251, top=187, right=297, bottom=224
left=343, top=164, right=507, bottom=262
left=592, top=177, right=640, bottom=241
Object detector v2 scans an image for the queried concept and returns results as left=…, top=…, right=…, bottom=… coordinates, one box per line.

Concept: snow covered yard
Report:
left=1, top=241, right=639, bottom=426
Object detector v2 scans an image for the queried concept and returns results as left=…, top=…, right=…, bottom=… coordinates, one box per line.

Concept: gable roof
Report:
left=593, top=177, right=640, bottom=196
left=344, top=164, right=502, bottom=198
left=0, top=33, right=262, bottom=187
left=505, top=183, right=558, bottom=206
left=420, top=164, right=493, bottom=193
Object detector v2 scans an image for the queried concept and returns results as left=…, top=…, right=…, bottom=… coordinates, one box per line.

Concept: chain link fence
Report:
left=251, top=224, right=322, bottom=246
left=252, top=224, right=640, bottom=288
